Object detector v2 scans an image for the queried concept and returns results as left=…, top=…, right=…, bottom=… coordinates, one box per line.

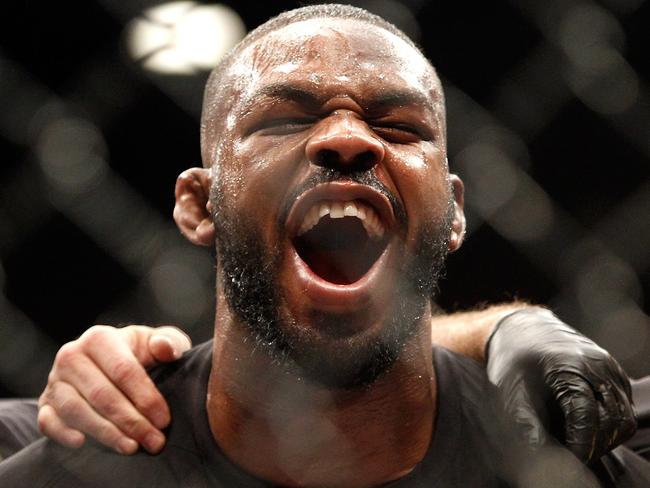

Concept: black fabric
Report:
left=589, top=377, right=650, bottom=487
left=596, top=446, right=650, bottom=488
left=0, top=399, right=40, bottom=462
left=1, top=342, right=647, bottom=486
left=631, top=377, right=650, bottom=429
left=0, top=342, right=519, bottom=487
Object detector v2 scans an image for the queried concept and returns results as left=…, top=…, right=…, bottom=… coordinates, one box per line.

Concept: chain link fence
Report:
left=0, top=0, right=648, bottom=396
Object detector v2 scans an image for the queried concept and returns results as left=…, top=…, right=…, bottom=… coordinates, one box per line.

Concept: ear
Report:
left=448, top=174, right=466, bottom=252
left=173, top=167, right=215, bottom=246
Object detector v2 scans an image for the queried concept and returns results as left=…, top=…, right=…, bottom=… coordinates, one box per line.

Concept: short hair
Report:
left=200, top=4, right=436, bottom=166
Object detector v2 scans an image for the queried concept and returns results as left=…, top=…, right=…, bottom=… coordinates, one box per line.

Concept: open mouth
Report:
left=294, top=200, right=389, bottom=284
left=287, top=184, right=395, bottom=287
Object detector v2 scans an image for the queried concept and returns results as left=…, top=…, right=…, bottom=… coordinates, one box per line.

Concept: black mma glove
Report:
left=486, top=307, right=637, bottom=463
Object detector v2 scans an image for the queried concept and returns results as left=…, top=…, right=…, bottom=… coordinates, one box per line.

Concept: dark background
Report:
left=0, top=0, right=648, bottom=397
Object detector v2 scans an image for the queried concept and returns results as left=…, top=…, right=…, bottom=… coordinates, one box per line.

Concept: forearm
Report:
left=430, top=302, right=534, bottom=363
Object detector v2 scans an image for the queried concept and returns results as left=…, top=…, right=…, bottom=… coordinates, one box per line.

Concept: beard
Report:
left=212, top=169, right=453, bottom=388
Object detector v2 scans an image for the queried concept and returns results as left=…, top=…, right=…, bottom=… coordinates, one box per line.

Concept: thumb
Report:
left=148, top=326, right=192, bottom=363
left=504, top=383, right=550, bottom=449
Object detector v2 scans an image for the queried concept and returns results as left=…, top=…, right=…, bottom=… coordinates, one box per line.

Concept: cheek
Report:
left=387, top=145, right=450, bottom=241
left=217, top=135, right=308, bottom=232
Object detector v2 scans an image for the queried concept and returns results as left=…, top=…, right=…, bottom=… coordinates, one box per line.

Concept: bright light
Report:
left=126, top=2, right=246, bottom=75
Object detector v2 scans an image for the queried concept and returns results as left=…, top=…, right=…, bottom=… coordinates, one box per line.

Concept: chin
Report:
left=214, top=176, right=451, bottom=388
left=272, top=283, right=430, bottom=389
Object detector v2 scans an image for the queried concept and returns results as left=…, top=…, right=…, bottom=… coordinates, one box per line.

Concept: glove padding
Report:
left=486, top=308, right=637, bottom=463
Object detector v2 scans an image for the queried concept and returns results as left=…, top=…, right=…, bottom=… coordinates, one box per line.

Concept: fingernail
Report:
left=152, top=410, right=169, bottom=429
left=162, top=336, right=179, bottom=358
left=143, top=432, right=165, bottom=453
left=117, top=437, right=138, bottom=455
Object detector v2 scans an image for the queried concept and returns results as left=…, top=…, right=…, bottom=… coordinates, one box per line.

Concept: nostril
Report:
left=314, top=149, right=378, bottom=171
left=354, top=151, right=376, bottom=169
left=316, top=149, right=340, bottom=167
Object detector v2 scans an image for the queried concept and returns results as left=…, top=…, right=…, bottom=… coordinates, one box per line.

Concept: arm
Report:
left=38, top=305, right=636, bottom=462
left=38, top=325, right=191, bottom=455
left=40, top=316, right=507, bottom=454
left=430, top=302, right=529, bottom=362
left=433, top=303, right=637, bottom=463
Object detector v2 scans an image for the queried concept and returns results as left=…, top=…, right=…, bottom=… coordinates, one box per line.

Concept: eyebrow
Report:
left=253, top=84, right=323, bottom=109
left=369, top=90, right=433, bottom=112
left=241, top=82, right=435, bottom=115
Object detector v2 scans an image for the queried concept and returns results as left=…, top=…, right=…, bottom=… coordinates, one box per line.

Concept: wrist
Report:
left=485, top=306, right=556, bottom=363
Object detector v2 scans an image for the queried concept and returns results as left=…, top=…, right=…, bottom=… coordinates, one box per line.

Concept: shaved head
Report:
left=200, top=4, right=445, bottom=167
left=195, top=7, right=458, bottom=387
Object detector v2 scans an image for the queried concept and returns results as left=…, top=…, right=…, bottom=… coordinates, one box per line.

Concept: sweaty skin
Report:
left=190, top=19, right=464, bottom=486
left=34, top=13, right=634, bottom=473
left=37, top=309, right=522, bottom=456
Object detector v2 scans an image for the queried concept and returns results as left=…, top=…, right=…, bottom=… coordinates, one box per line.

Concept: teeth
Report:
left=298, top=205, right=321, bottom=235
left=343, top=202, right=357, bottom=217
left=330, top=202, right=344, bottom=218
left=318, top=204, right=329, bottom=218
left=297, top=200, right=385, bottom=240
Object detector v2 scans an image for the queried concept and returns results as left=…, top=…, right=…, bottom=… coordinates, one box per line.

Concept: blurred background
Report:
left=0, top=0, right=648, bottom=397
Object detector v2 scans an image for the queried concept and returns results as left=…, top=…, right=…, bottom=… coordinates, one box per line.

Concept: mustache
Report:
left=278, top=168, right=408, bottom=231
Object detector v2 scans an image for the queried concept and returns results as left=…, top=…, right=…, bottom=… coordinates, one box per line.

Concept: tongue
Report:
left=295, top=217, right=385, bottom=285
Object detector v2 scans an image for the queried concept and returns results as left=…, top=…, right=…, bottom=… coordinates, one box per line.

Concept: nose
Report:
left=305, top=111, right=385, bottom=172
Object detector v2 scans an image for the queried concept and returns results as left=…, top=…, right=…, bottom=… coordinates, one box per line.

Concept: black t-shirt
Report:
left=0, top=342, right=605, bottom=487
left=0, top=399, right=39, bottom=462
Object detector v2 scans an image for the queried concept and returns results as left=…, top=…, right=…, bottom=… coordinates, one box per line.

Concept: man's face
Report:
left=208, top=19, right=456, bottom=386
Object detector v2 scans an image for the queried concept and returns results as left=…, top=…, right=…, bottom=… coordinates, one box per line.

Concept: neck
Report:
left=206, top=297, right=437, bottom=488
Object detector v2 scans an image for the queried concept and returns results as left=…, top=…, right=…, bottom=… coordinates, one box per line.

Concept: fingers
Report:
left=612, top=380, right=637, bottom=442
left=593, top=383, right=620, bottom=459
left=503, top=381, right=549, bottom=449
left=485, top=308, right=637, bottom=465
left=591, top=380, right=637, bottom=459
left=78, top=330, right=171, bottom=432
left=148, top=326, right=192, bottom=363
left=51, top=352, right=166, bottom=453
left=37, top=404, right=85, bottom=449
left=554, top=370, right=638, bottom=463
left=40, top=326, right=173, bottom=454
left=553, top=372, right=599, bottom=462
left=41, top=381, right=140, bottom=455
left=608, top=362, right=637, bottom=442
left=39, top=324, right=187, bottom=454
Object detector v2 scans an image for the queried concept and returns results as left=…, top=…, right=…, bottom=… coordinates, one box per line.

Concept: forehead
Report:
left=228, top=18, right=440, bottom=108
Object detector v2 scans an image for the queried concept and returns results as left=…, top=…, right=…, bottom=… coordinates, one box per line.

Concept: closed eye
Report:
left=252, top=117, right=317, bottom=135
left=371, top=123, right=429, bottom=143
